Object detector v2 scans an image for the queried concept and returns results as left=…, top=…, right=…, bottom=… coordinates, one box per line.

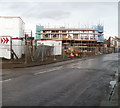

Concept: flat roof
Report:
left=0, top=16, right=20, bottom=18
left=43, top=28, right=97, bottom=31
left=0, top=16, right=25, bottom=24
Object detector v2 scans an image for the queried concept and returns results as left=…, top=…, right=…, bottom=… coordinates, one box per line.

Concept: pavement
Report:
left=1, top=56, right=79, bottom=69
left=110, top=83, right=119, bottom=106
left=1, top=53, right=120, bottom=106
left=1, top=54, right=94, bottom=69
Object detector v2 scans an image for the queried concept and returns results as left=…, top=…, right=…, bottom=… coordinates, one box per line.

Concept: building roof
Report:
left=43, top=28, right=97, bottom=31
left=0, top=16, right=20, bottom=18
left=0, top=16, right=25, bottom=24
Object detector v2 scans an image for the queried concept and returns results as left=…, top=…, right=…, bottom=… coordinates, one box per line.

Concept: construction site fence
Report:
left=13, top=45, right=120, bottom=64
left=33, top=45, right=54, bottom=61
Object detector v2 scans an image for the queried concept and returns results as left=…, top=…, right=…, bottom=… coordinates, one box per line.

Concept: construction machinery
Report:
left=63, top=42, right=83, bottom=57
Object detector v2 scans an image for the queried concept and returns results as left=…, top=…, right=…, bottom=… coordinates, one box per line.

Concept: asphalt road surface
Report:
left=2, top=53, right=119, bottom=106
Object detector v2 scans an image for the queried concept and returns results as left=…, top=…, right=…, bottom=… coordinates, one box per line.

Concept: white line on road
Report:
left=0, top=78, right=12, bottom=83
left=88, top=59, right=94, bottom=61
left=34, top=66, right=62, bottom=75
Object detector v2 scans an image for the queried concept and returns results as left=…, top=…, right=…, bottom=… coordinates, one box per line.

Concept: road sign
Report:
left=0, top=36, right=11, bottom=59
left=0, top=37, right=9, bottom=44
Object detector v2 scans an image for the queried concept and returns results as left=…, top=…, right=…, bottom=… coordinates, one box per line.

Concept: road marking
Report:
left=89, top=59, right=94, bottom=61
left=34, top=66, right=62, bottom=75
left=0, top=78, right=12, bottom=83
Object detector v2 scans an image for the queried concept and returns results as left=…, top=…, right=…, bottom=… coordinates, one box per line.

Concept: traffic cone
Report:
left=47, top=53, right=50, bottom=56
left=75, top=53, right=78, bottom=57
left=70, top=53, right=74, bottom=57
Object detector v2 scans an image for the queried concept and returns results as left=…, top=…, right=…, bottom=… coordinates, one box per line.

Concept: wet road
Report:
left=2, top=53, right=119, bottom=106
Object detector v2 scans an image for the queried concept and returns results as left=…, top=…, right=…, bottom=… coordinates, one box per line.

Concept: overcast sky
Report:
left=0, top=2, right=118, bottom=39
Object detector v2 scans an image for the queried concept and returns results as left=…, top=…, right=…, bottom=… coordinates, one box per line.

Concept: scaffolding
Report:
left=36, top=25, right=104, bottom=56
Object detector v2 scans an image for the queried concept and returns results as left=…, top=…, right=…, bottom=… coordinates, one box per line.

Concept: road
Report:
left=2, top=53, right=119, bottom=106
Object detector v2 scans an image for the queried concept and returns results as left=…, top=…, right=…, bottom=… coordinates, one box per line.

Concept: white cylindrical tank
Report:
left=0, top=16, right=25, bottom=38
left=12, top=38, right=23, bottom=59
left=21, top=39, right=25, bottom=55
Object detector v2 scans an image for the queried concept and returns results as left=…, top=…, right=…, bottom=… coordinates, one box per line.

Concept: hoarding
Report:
left=36, top=40, right=62, bottom=55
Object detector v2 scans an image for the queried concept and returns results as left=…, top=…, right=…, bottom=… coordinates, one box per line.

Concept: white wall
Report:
left=53, top=41, right=62, bottom=55
left=37, top=40, right=62, bottom=55
left=37, top=40, right=54, bottom=46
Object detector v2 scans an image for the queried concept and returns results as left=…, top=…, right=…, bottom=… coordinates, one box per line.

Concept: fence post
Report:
left=41, top=44, right=44, bottom=62
left=25, top=40, right=28, bottom=64
left=53, top=45, right=56, bottom=61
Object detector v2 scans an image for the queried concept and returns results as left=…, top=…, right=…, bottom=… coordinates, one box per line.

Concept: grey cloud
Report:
left=24, top=10, right=71, bottom=20
left=0, top=2, right=37, bottom=16
left=0, top=2, right=117, bottom=21
left=0, top=2, right=117, bottom=37
left=40, top=10, right=71, bottom=20
left=3, top=2, right=64, bottom=12
left=1, top=2, right=71, bottom=20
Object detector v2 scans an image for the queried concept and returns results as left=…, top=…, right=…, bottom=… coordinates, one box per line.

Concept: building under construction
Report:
left=36, top=25, right=104, bottom=56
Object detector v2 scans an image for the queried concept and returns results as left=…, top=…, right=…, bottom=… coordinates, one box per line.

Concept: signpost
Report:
left=0, top=37, right=9, bottom=44
left=0, top=36, right=11, bottom=59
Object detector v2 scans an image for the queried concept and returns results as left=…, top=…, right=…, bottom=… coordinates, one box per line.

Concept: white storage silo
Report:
left=0, top=16, right=25, bottom=59
left=12, top=38, right=23, bottom=59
